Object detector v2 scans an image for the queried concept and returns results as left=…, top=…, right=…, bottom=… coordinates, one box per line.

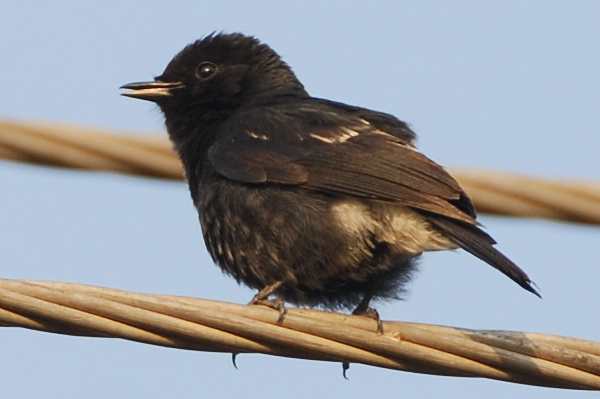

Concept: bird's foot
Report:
left=248, top=281, right=287, bottom=324
left=249, top=296, right=287, bottom=324
left=352, top=306, right=383, bottom=334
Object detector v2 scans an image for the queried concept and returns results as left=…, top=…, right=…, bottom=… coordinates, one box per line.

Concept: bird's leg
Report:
left=248, top=281, right=287, bottom=324
left=341, top=291, right=381, bottom=378
left=249, top=280, right=283, bottom=303
left=352, top=291, right=383, bottom=334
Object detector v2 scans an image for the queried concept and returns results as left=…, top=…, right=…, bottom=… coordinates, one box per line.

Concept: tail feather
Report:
left=426, top=215, right=541, bottom=297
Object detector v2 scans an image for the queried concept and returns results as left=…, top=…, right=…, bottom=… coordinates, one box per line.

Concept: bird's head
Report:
left=121, top=33, right=307, bottom=116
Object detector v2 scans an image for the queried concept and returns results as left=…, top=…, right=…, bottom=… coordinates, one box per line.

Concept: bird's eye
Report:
left=195, top=62, right=217, bottom=80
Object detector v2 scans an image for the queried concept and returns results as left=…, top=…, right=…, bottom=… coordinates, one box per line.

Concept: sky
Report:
left=1, top=1, right=599, bottom=398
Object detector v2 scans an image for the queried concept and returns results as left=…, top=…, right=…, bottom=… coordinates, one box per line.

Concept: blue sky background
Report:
left=1, top=1, right=599, bottom=398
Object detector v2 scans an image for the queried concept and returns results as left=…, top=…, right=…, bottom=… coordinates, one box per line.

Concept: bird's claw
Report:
left=352, top=307, right=384, bottom=334
left=249, top=296, right=287, bottom=324
left=342, top=362, right=350, bottom=379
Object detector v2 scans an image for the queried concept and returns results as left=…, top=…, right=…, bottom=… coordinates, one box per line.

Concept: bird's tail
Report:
left=425, top=215, right=541, bottom=297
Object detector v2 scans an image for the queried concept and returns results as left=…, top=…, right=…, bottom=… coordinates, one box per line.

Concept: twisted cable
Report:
left=1, top=279, right=599, bottom=390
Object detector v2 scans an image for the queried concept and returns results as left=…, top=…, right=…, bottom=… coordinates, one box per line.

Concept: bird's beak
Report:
left=120, top=80, right=184, bottom=102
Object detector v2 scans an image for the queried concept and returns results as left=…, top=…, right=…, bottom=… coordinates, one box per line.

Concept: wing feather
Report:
left=208, top=104, right=476, bottom=224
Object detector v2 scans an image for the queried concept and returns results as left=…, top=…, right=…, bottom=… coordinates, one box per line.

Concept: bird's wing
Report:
left=207, top=135, right=308, bottom=184
left=208, top=105, right=476, bottom=224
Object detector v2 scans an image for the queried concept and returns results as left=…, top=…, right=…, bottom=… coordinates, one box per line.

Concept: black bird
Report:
left=122, top=33, right=539, bottom=315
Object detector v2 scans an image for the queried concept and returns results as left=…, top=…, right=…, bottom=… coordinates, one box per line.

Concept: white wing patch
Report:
left=247, top=131, right=270, bottom=140
left=309, top=133, right=336, bottom=143
left=309, top=120, right=418, bottom=147
left=338, top=127, right=360, bottom=142
left=310, top=127, right=360, bottom=144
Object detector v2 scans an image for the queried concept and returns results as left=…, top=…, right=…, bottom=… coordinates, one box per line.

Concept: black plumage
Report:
left=122, top=33, right=539, bottom=312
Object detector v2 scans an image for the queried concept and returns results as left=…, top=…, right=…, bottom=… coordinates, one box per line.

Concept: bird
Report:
left=121, top=32, right=539, bottom=318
